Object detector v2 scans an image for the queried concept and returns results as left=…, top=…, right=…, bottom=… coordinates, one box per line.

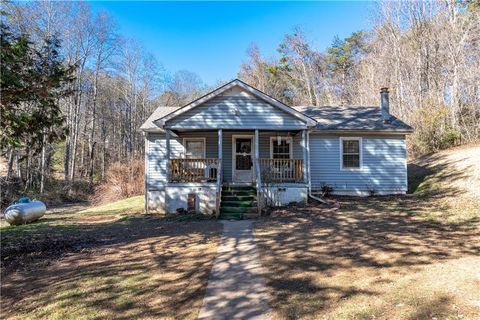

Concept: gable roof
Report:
left=139, top=80, right=413, bottom=134
left=154, top=79, right=317, bottom=128
left=293, top=105, right=413, bottom=133
left=139, top=106, right=180, bottom=132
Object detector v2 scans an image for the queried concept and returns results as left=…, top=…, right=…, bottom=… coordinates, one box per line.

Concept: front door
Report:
left=233, top=136, right=254, bottom=182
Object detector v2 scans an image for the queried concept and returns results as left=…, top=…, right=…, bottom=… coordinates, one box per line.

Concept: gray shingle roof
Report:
left=140, top=105, right=413, bottom=133
left=293, top=106, right=413, bottom=132
left=139, top=106, right=180, bottom=132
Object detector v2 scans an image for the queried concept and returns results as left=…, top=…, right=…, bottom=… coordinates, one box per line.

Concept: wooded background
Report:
left=1, top=0, right=479, bottom=205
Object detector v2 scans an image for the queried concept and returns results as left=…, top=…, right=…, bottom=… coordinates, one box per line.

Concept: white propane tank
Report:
left=4, top=201, right=46, bottom=225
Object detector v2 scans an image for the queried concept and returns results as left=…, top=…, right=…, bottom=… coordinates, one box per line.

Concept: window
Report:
left=341, top=137, right=361, bottom=169
left=184, top=138, right=205, bottom=159
left=270, top=137, right=292, bottom=159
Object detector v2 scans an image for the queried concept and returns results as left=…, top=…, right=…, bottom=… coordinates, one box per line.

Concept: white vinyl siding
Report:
left=166, top=93, right=307, bottom=130
left=146, top=132, right=407, bottom=204
left=310, top=134, right=407, bottom=194
left=146, top=133, right=167, bottom=191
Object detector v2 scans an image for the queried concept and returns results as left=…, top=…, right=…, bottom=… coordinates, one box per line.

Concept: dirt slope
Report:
left=408, top=145, right=480, bottom=218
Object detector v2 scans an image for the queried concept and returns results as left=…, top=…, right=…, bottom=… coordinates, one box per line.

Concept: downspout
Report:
left=144, top=132, right=149, bottom=214
left=306, top=129, right=328, bottom=204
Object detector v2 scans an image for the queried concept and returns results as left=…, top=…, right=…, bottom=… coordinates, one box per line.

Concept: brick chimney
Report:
left=380, top=87, right=390, bottom=123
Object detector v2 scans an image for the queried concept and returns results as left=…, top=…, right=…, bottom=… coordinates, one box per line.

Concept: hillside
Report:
left=408, top=145, right=480, bottom=221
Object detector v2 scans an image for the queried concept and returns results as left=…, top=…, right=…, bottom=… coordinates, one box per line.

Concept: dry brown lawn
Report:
left=255, top=146, right=480, bottom=319
left=255, top=199, right=480, bottom=319
left=408, top=145, right=480, bottom=222
left=255, top=200, right=480, bottom=319
left=1, top=198, right=222, bottom=320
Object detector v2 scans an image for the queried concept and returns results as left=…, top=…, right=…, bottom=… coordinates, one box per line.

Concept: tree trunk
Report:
left=15, top=152, right=21, bottom=181
left=64, top=94, right=75, bottom=181
left=70, top=63, right=86, bottom=182
left=101, top=117, right=107, bottom=181
left=88, top=54, right=102, bottom=185
left=40, top=133, right=46, bottom=194
left=88, top=141, right=96, bottom=185
left=7, top=149, right=14, bottom=179
left=24, top=150, right=31, bottom=191
left=301, top=61, right=316, bottom=106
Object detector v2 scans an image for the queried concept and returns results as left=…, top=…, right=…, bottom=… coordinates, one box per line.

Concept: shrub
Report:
left=320, top=182, right=334, bottom=197
left=0, top=177, right=91, bottom=209
left=367, top=183, right=377, bottom=197
left=410, top=104, right=462, bottom=156
left=91, top=158, right=144, bottom=205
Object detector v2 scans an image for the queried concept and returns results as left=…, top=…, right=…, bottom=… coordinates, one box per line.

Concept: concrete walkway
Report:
left=198, top=220, right=272, bottom=320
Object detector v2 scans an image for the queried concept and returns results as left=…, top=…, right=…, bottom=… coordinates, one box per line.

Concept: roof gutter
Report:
left=310, top=129, right=413, bottom=135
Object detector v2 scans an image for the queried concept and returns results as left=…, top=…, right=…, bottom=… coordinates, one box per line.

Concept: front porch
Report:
left=164, top=129, right=309, bottom=217
left=168, top=158, right=305, bottom=184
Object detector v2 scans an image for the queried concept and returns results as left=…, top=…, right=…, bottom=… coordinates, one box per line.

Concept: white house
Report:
left=140, top=79, right=412, bottom=219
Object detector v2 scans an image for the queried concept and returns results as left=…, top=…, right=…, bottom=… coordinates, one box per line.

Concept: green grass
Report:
left=1, top=196, right=145, bottom=228
left=79, top=196, right=144, bottom=216
left=1, top=196, right=146, bottom=245
left=2, top=213, right=222, bottom=320
left=27, top=271, right=156, bottom=320
left=0, top=224, right=79, bottom=246
left=408, top=166, right=446, bottom=196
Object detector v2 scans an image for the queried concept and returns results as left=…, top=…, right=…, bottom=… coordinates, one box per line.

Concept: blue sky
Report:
left=90, top=1, right=374, bottom=86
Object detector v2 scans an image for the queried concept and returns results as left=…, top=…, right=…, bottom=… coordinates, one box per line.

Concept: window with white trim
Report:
left=270, top=137, right=292, bottom=159
left=341, top=137, right=361, bottom=169
left=184, top=138, right=205, bottom=159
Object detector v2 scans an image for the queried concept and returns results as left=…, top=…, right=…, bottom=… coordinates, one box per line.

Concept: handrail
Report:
left=255, top=158, right=261, bottom=215
left=169, top=158, right=220, bottom=183
left=216, top=160, right=222, bottom=192
left=215, top=160, right=222, bottom=219
left=259, top=158, right=304, bottom=183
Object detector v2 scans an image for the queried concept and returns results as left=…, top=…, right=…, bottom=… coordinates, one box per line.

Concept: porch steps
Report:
left=221, top=190, right=256, bottom=197
left=222, top=195, right=255, bottom=202
left=219, top=185, right=258, bottom=220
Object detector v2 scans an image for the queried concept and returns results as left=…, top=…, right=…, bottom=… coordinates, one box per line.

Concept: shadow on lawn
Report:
left=407, top=151, right=474, bottom=197
left=255, top=199, right=480, bottom=319
left=1, top=217, right=222, bottom=320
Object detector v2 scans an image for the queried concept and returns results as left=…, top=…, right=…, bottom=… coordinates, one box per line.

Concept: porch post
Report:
left=302, top=129, right=308, bottom=183
left=254, top=129, right=260, bottom=179
left=218, top=129, right=222, bottom=161
left=165, top=129, right=171, bottom=182
left=307, top=130, right=311, bottom=188
left=216, top=129, right=223, bottom=218
left=218, top=129, right=222, bottom=184
left=255, top=129, right=261, bottom=214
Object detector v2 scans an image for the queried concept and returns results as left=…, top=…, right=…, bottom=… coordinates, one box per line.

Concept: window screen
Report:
left=342, top=139, right=360, bottom=168
left=235, top=138, right=252, bottom=170
left=185, top=140, right=204, bottom=159
left=272, top=138, right=291, bottom=159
